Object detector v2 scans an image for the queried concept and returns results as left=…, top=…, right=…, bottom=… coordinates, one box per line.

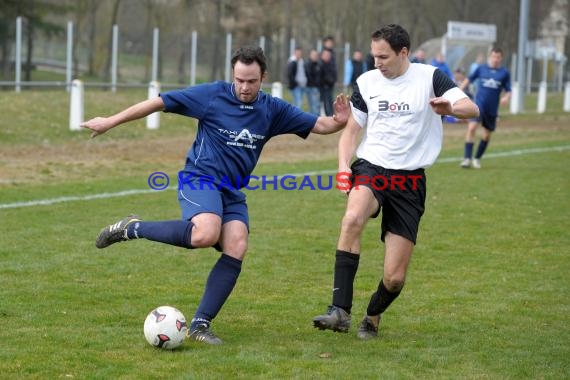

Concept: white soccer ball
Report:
left=143, top=306, right=188, bottom=350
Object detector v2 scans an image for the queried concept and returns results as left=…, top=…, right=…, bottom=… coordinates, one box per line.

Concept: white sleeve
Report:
left=443, top=87, right=468, bottom=106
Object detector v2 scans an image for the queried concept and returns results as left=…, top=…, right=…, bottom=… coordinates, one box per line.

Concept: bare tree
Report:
left=205, top=0, right=222, bottom=81
left=71, top=0, right=96, bottom=78
left=0, top=0, right=19, bottom=80
left=8, top=0, right=562, bottom=85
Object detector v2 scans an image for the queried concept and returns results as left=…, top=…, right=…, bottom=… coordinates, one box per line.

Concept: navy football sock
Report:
left=464, top=142, right=474, bottom=159
left=126, top=220, right=193, bottom=248
left=332, top=250, right=360, bottom=314
left=191, top=254, right=242, bottom=330
left=475, top=139, right=489, bottom=159
left=366, top=279, right=402, bottom=316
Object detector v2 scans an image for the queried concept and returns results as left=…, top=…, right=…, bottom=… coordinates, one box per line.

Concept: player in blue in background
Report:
left=81, top=46, right=349, bottom=345
left=459, top=48, right=511, bottom=169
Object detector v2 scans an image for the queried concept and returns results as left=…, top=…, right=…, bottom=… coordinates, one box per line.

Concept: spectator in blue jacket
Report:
left=430, top=53, right=453, bottom=79
left=343, top=50, right=366, bottom=94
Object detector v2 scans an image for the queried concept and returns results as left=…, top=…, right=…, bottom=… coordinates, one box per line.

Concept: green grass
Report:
left=0, top=91, right=569, bottom=379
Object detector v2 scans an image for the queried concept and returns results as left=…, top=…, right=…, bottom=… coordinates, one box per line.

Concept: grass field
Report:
left=0, top=90, right=569, bottom=379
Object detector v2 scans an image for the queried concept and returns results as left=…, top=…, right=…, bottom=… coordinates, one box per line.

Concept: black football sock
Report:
left=126, top=220, right=194, bottom=248
left=191, top=254, right=242, bottom=330
left=331, top=249, right=360, bottom=314
left=366, top=279, right=402, bottom=316
left=475, top=139, right=489, bottom=159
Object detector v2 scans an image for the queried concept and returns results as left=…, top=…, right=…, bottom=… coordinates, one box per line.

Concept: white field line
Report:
left=1, top=145, right=569, bottom=210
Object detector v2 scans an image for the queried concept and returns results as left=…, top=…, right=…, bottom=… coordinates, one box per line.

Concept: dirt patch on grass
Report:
left=1, top=119, right=568, bottom=186
left=0, top=131, right=340, bottom=186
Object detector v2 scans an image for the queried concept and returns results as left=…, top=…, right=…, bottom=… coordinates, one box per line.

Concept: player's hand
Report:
left=333, top=94, right=350, bottom=125
left=429, top=97, right=452, bottom=116
left=80, top=117, right=114, bottom=139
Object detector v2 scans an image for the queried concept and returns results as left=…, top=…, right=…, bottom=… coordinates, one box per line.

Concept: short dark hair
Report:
left=231, top=46, right=267, bottom=74
left=490, top=47, right=504, bottom=56
left=371, top=24, right=410, bottom=54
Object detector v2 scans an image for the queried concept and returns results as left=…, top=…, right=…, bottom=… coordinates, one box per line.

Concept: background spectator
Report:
left=343, top=50, right=366, bottom=93
left=430, top=52, right=453, bottom=79
left=410, top=48, right=426, bottom=64
left=319, top=49, right=337, bottom=116
left=287, top=47, right=308, bottom=110
left=305, top=49, right=322, bottom=115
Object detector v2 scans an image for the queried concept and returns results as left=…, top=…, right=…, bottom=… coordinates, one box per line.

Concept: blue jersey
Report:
left=469, top=64, right=511, bottom=117
left=160, top=81, right=318, bottom=188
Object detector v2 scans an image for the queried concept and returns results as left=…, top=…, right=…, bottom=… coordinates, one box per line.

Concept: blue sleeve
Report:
left=469, top=62, right=479, bottom=75
left=503, top=70, right=512, bottom=93
left=468, top=66, right=480, bottom=83
left=270, top=98, right=318, bottom=139
left=160, top=82, right=221, bottom=119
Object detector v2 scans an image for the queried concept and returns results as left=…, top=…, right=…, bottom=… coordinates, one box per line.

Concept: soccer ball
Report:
left=143, top=306, right=188, bottom=350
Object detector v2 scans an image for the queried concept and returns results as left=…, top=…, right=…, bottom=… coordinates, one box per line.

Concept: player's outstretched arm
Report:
left=450, top=97, right=479, bottom=119
left=312, top=94, right=350, bottom=135
left=429, top=97, right=479, bottom=119
left=81, top=97, right=166, bottom=138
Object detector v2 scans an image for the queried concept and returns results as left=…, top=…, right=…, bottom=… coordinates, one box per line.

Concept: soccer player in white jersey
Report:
left=313, top=24, right=479, bottom=339
left=81, top=46, right=349, bottom=345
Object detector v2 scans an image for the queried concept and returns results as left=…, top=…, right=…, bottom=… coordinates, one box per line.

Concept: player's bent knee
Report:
left=191, top=230, right=220, bottom=248
left=223, top=239, right=248, bottom=260
left=341, top=212, right=366, bottom=232
left=383, top=277, right=405, bottom=292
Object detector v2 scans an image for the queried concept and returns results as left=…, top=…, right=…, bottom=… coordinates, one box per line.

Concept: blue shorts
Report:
left=177, top=174, right=249, bottom=229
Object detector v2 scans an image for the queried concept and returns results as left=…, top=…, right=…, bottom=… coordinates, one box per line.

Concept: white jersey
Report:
left=351, top=63, right=467, bottom=170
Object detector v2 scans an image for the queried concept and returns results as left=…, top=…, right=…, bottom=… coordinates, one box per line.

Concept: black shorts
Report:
left=350, top=158, right=426, bottom=244
left=471, top=112, right=497, bottom=131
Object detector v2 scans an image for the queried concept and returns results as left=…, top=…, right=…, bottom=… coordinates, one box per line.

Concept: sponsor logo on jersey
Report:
left=480, top=78, right=502, bottom=89
left=374, top=100, right=413, bottom=117
left=218, top=128, right=265, bottom=150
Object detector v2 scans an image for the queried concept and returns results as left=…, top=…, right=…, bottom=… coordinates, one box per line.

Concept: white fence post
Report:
left=146, top=81, right=161, bottom=129
left=151, top=27, right=159, bottom=82
left=271, top=82, right=283, bottom=98
left=66, top=21, right=73, bottom=92
left=111, top=24, right=119, bottom=92
left=259, top=35, right=265, bottom=51
left=509, top=82, right=520, bottom=115
left=537, top=81, right=547, bottom=113
left=564, top=82, right=570, bottom=112
left=15, top=16, right=22, bottom=93
left=525, top=57, right=533, bottom=94
left=225, top=33, right=232, bottom=82
left=190, top=31, right=197, bottom=86
left=69, top=79, right=84, bottom=131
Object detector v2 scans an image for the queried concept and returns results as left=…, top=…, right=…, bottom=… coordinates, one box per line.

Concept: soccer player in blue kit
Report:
left=81, top=46, right=350, bottom=345
left=460, top=48, right=511, bottom=169
left=312, top=24, right=479, bottom=339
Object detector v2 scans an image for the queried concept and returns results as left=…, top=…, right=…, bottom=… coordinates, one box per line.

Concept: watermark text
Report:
left=146, top=171, right=422, bottom=192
